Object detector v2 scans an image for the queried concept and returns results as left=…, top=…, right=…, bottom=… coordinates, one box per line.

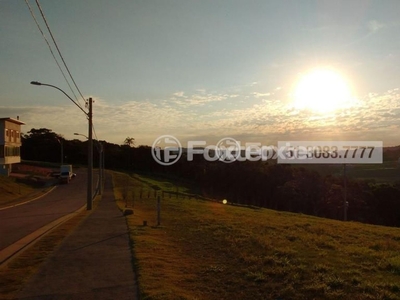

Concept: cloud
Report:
left=368, top=20, right=386, bottom=33
left=175, top=88, right=400, bottom=145
left=344, top=20, right=390, bottom=47
left=170, top=91, right=230, bottom=107
left=1, top=99, right=192, bottom=146
left=3, top=87, right=400, bottom=147
left=173, top=91, right=185, bottom=97
left=252, top=92, right=271, bottom=98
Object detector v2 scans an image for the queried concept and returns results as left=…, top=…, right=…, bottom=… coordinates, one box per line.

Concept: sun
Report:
left=293, top=68, right=352, bottom=113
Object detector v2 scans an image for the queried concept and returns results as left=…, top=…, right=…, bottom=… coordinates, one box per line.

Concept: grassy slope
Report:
left=112, top=171, right=400, bottom=300
left=0, top=163, right=57, bottom=207
left=0, top=176, right=34, bottom=205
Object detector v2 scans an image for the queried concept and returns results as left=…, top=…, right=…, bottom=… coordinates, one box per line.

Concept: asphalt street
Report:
left=0, top=170, right=92, bottom=251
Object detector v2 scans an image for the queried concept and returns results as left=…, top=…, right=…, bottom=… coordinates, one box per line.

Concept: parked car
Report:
left=59, top=165, right=73, bottom=183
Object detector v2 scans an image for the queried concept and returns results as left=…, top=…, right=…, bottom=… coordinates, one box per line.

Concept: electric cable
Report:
left=25, top=0, right=82, bottom=108
left=35, top=0, right=87, bottom=108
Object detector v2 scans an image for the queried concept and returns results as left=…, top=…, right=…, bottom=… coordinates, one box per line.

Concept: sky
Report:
left=0, top=0, right=399, bottom=147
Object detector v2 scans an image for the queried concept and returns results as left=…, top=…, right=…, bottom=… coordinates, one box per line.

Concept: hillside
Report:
left=0, top=164, right=55, bottom=207
left=0, top=176, right=34, bottom=206
left=112, top=172, right=400, bottom=300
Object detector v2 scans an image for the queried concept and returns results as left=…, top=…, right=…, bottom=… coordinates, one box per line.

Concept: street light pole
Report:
left=56, top=137, right=63, bottom=165
left=98, top=142, right=103, bottom=195
left=343, top=163, right=348, bottom=221
left=87, top=97, right=93, bottom=210
left=60, top=140, right=63, bottom=165
left=74, top=131, right=103, bottom=196
left=30, top=81, right=93, bottom=210
left=30, top=81, right=87, bottom=115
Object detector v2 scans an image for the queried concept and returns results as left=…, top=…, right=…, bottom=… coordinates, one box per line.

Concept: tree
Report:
left=21, top=128, right=64, bottom=162
left=123, top=137, right=135, bottom=147
left=122, top=137, right=135, bottom=169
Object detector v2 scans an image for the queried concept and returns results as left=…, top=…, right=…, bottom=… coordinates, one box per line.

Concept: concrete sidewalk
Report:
left=18, top=173, right=138, bottom=300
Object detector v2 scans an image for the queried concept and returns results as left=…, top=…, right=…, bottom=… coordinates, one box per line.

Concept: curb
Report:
left=0, top=186, right=58, bottom=211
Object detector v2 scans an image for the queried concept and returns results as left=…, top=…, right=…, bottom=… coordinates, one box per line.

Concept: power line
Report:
left=35, top=0, right=87, bottom=108
left=25, top=0, right=81, bottom=107
left=26, top=1, right=102, bottom=143
left=92, top=123, right=99, bottom=141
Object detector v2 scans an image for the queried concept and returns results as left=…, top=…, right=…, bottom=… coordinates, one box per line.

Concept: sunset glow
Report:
left=293, top=68, right=353, bottom=113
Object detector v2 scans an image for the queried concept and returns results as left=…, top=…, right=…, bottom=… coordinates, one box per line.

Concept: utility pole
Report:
left=61, top=140, right=63, bottom=165
left=343, top=164, right=347, bottom=221
left=157, top=195, right=161, bottom=226
left=99, top=142, right=103, bottom=195
left=56, top=137, right=63, bottom=165
left=87, top=98, right=93, bottom=210
left=102, top=143, right=105, bottom=190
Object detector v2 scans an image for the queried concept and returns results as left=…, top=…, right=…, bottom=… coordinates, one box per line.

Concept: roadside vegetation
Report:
left=0, top=175, right=47, bottom=209
left=112, top=171, right=400, bottom=300
left=0, top=176, right=34, bottom=205
left=0, top=164, right=56, bottom=208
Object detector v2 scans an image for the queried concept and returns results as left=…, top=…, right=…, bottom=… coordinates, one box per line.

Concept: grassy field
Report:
left=299, top=161, right=400, bottom=183
left=112, top=171, right=400, bottom=300
left=345, top=164, right=400, bottom=183
left=0, top=166, right=56, bottom=208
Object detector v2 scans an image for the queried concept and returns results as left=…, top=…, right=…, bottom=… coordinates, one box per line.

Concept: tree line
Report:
left=21, top=128, right=400, bottom=227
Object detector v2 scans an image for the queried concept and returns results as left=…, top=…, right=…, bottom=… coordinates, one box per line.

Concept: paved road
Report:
left=0, top=170, right=93, bottom=251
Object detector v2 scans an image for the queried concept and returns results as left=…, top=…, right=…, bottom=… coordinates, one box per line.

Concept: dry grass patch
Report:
left=0, top=176, right=35, bottom=206
left=0, top=175, right=55, bottom=209
left=112, top=171, right=400, bottom=300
